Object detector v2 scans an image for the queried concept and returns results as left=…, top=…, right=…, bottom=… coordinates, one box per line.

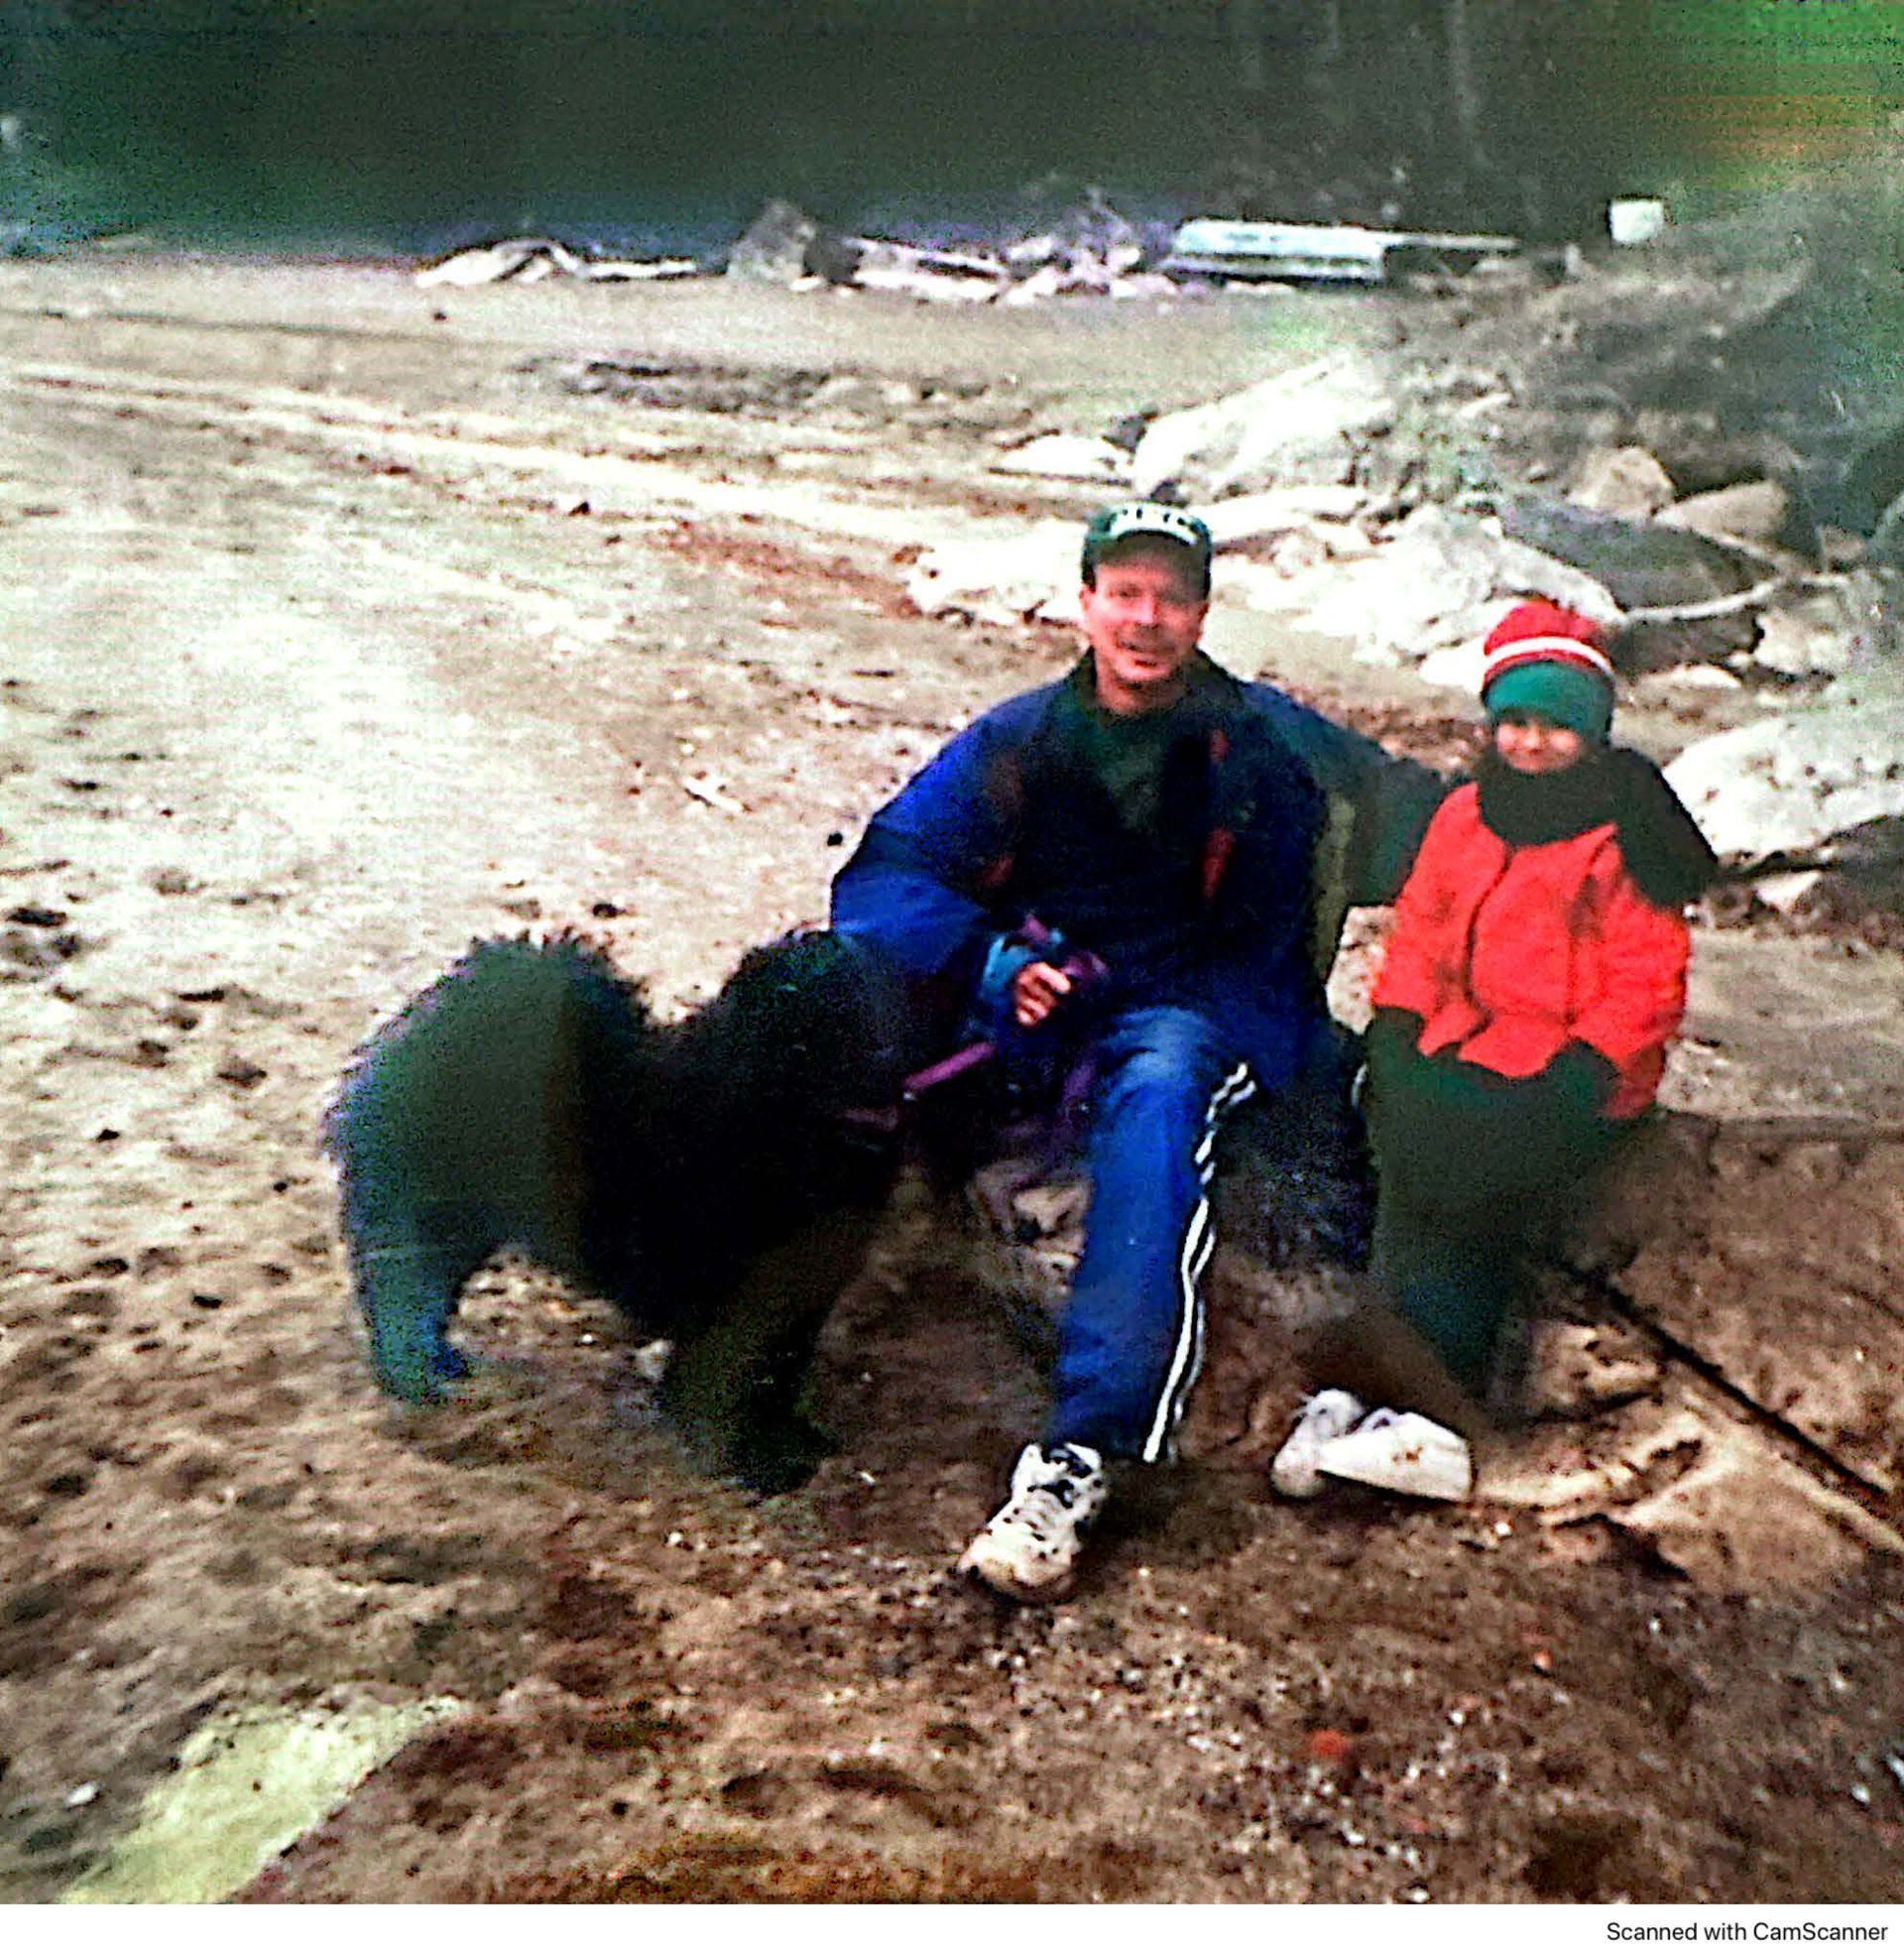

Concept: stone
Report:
left=1867, top=490, right=1904, bottom=571
left=1130, top=355, right=1399, bottom=501
left=1230, top=505, right=1617, bottom=672
left=902, top=522, right=1083, bottom=628
left=1198, top=486, right=1370, bottom=546
left=1746, top=589, right=1857, bottom=678
left=1108, top=272, right=1180, bottom=301
left=62, top=1697, right=461, bottom=1902
left=1571, top=445, right=1677, bottom=520
left=1498, top=492, right=1756, bottom=612
left=1665, top=666, right=1904, bottom=859
left=1629, top=414, right=1803, bottom=499
left=726, top=199, right=821, bottom=285
left=1416, top=641, right=1488, bottom=692
left=1658, top=479, right=1793, bottom=549
left=1831, top=422, right=1904, bottom=535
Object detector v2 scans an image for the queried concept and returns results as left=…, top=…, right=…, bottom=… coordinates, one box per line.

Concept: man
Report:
left=831, top=503, right=1439, bottom=1601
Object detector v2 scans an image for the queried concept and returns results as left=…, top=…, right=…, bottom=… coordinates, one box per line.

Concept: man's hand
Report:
left=1012, top=959, right=1074, bottom=1029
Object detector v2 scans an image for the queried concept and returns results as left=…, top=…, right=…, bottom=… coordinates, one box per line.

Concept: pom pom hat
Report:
left=1480, top=599, right=1617, bottom=744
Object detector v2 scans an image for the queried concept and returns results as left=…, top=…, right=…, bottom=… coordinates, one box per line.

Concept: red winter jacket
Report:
left=1369, top=783, right=1691, bottom=1120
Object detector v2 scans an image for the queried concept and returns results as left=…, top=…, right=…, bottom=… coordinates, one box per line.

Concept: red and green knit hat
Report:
left=1480, top=599, right=1617, bottom=743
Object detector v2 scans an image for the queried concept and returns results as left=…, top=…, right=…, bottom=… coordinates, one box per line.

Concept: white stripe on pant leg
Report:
left=1141, top=1062, right=1254, bottom=1463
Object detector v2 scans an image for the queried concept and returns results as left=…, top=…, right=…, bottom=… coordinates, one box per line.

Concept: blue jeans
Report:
left=1044, top=1006, right=1265, bottom=1462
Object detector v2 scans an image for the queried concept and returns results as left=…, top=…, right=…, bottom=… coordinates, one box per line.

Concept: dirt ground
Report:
left=2, top=256, right=1902, bottom=1906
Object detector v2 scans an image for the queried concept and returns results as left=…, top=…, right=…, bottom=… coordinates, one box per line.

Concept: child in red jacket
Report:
left=1272, top=600, right=1718, bottom=1502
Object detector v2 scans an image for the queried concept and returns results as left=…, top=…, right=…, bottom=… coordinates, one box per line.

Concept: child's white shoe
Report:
left=1315, top=1406, right=1474, bottom=1502
left=1269, top=1389, right=1368, bottom=1499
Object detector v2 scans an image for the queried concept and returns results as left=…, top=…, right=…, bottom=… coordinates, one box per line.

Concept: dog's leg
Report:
left=344, top=1195, right=495, bottom=1403
left=659, top=1204, right=884, bottom=1495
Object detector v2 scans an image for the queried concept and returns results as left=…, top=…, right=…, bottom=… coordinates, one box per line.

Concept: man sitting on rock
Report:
left=830, top=502, right=1441, bottom=1601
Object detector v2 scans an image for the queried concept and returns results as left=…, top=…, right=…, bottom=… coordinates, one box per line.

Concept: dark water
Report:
left=5, top=6, right=1900, bottom=258
left=11, top=14, right=1252, bottom=256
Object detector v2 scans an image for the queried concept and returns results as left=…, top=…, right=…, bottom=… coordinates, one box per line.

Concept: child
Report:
left=1272, top=599, right=1719, bottom=1502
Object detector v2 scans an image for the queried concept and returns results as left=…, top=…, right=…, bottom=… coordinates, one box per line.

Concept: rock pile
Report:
left=911, top=174, right=1904, bottom=906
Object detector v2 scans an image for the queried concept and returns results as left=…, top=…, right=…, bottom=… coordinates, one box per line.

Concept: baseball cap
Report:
left=1081, top=501, right=1214, bottom=592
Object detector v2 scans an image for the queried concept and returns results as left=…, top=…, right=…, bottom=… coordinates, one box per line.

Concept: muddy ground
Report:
left=1, top=257, right=1902, bottom=1905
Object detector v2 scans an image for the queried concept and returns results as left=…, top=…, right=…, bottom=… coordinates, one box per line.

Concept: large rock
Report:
left=1199, top=486, right=1370, bottom=544
left=1869, top=492, right=1904, bottom=572
left=726, top=199, right=823, bottom=284
left=1629, top=413, right=1804, bottom=499
left=1571, top=445, right=1677, bottom=520
left=1498, top=492, right=1756, bottom=611
left=1658, top=479, right=1793, bottom=550
left=1745, top=587, right=1858, bottom=678
left=1664, top=666, right=1904, bottom=858
left=1231, top=505, right=1617, bottom=672
left=1130, top=356, right=1398, bottom=500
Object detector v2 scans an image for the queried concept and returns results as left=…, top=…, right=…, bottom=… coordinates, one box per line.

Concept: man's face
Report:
left=1078, top=541, right=1209, bottom=715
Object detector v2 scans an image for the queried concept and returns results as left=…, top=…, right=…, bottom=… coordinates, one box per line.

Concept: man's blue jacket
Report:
left=830, top=654, right=1444, bottom=1083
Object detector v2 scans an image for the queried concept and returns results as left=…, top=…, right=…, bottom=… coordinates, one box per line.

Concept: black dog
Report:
left=324, top=929, right=911, bottom=1492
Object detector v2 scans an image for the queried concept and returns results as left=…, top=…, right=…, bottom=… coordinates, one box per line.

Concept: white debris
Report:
left=849, top=237, right=1004, bottom=305
left=1665, top=669, right=1904, bottom=858
left=1644, top=663, right=1747, bottom=691
left=990, top=434, right=1131, bottom=485
left=1199, top=486, right=1370, bottom=546
left=1608, top=196, right=1669, bottom=246
left=416, top=238, right=701, bottom=289
left=902, top=522, right=1083, bottom=628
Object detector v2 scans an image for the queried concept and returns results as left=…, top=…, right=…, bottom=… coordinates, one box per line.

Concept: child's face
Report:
left=1492, top=711, right=1588, bottom=775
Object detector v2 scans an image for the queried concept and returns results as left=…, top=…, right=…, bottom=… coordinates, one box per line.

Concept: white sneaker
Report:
left=957, top=1441, right=1109, bottom=1602
left=1315, top=1407, right=1474, bottom=1502
left=1269, top=1389, right=1368, bottom=1499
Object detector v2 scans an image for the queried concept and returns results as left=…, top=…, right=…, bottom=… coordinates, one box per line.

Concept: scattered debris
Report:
left=847, top=237, right=1005, bottom=305
left=680, top=773, right=748, bottom=816
left=416, top=239, right=698, bottom=289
